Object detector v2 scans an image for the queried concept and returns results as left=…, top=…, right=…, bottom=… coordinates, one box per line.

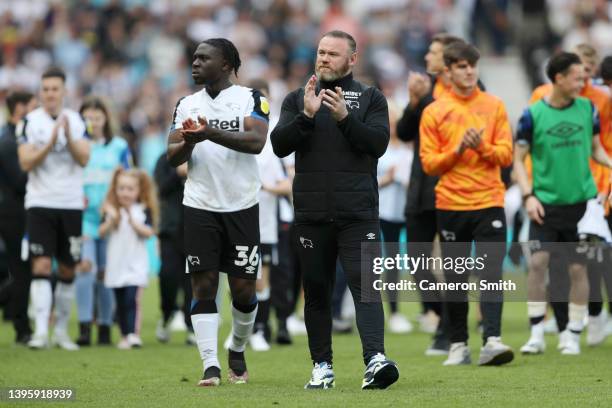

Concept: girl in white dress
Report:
left=99, top=168, right=158, bottom=349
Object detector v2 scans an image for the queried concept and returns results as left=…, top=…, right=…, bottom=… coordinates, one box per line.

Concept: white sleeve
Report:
left=71, top=114, right=87, bottom=141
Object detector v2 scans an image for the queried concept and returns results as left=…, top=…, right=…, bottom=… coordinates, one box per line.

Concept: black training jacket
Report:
left=271, top=73, right=389, bottom=224
left=0, top=123, right=27, bottom=217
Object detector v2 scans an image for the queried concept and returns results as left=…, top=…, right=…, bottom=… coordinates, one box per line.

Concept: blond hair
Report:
left=104, top=168, right=159, bottom=230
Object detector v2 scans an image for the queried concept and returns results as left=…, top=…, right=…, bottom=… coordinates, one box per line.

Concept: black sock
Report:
left=255, top=299, right=270, bottom=332
left=228, top=350, right=246, bottom=375
left=589, top=301, right=603, bottom=317
left=529, top=315, right=545, bottom=325
left=204, top=366, right=220, bottom=379
left=551, top=302, right=569, bottom=332
left=233, top=300, right=257, bottom=314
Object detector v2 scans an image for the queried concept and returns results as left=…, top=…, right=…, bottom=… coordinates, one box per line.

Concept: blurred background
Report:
left=2, top=0, right=612, bottom=168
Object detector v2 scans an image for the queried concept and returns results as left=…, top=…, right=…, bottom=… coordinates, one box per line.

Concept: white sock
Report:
left=191, top=313, right=220, bottom=371
left=527, top=301, right=546, bottom=320
left=54, top=282, right=75, bottom=334
left=568, top=303, right=587, bottom=333
left=257, top=287, right=270, bottom=302
left=31, top=279, right=52, bottom=337
left=527, top=302, right=546, bottom=339
left=230, top=303, right=258, bottom=352
left=530, top=322, right=544, bottom=339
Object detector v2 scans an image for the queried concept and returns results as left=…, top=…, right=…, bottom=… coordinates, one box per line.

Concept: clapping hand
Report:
left=322, top=86, right=348, bottom=122
left=303, top=75, right=323, bottom=118
left=182, top=116, right=208, bottom=145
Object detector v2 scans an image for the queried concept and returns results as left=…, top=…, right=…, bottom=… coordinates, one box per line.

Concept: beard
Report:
left=316, top=59, right=350, bottom=82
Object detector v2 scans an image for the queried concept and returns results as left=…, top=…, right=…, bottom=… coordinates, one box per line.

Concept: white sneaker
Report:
left=170, top=311, right=187, bottom=332
left=443, top=342, right=471, bottom=366
left=557, top=329, right=570, bottom=350
left=521, top=322, right=545, bottom=354
left=304, top=362, right=335, bottom=389
left=587, top=314, right=607, bottom=346
left=287, top=314, right=307, bottom=335
left=28, top=333, right=49, bottom=349
left=520, top=337, right=546, bottom=354
left=361, top=353, right=399, bottom=390
left=249, top=330, right=270, bottom=351
left=127, top=333, right=143, bottom=348
left=117, top=337, right=130, bottom=350
left=544, top=317, right=558, bottom=334
left=560, top=330, right=580, bottom=355
left=156, top=319, right=171, bottom=343
left=479, top=337, right=514, bottom=365
left=417, top=311, right=439, bottom=334
left=51, top=331, right=79, bottom=351
left=388, top=313, right=413, bottom=334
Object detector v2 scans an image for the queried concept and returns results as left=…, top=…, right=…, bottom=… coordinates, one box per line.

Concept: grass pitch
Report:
left=1, top=278, right=611, bottom=407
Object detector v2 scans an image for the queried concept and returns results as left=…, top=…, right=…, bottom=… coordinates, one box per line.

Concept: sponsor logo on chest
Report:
left=208, top=117, right=240, bottom=132
left=343, top=90, right=362, bottom=110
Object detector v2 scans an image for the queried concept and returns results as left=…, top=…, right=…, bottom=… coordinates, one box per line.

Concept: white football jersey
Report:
left=18, top=107, right=88, bottom=210
left=172, top=85, right=270, bottom=212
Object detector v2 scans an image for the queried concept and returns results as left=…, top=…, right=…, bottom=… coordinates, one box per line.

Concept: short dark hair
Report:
left=600, top=55, right=612, bottom=81
left=202, top=38, right=241, bottom=77
left=322, top=30, right=357, bottom=53
left=6, top=91, right=34, bottom=116
left=431, top=33, right=464, bottom=47
left=79, top=96, right=114, bottom=144
left=247, top=79, right=269, bottom=96
left=546, top=52, right=582, bottom=83
left=443, top=42, right=480, bottom=67
left=41, top=66, right=66, bottom=82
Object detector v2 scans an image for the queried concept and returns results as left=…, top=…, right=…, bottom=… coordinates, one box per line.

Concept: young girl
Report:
left=76, top=96, right=131, bottom=346
left=99, top=168, right=158, bottom=349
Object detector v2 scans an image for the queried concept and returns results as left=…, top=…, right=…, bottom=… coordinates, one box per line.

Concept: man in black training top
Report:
left=271, top=30, right=399, bottom=390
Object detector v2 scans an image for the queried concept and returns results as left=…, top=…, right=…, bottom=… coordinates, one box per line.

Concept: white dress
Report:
left=104, top=203, right=150, bottom=288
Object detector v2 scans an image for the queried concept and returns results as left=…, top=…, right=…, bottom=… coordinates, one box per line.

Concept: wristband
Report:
left=522, top=193, right=535, bottom=203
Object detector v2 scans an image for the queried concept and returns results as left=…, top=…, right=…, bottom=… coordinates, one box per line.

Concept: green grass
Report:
left=1, top=279, right=611, bottom=408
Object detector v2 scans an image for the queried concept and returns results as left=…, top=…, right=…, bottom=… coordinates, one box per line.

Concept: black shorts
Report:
left=528, top=201, right=587, bottom=263
left=26, top=207, right=83, bottom=266
left=184, top=204, right=260, bottom=280
left=260, top=244, right=278, bottom=267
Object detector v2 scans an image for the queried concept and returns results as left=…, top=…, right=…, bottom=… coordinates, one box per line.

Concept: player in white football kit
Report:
left=17, top=67, right=90, bottom=350
left=167, top=39, right=269, bottom=386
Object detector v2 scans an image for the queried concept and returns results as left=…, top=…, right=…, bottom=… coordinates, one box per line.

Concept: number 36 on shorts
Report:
left=234, top=245, right=259, bottom=274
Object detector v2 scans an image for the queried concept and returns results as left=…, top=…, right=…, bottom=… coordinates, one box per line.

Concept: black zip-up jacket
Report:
left=0, top=123, right=27, bottom=217
left=397, top=75, right=485, bottom=215
left=154, top=154, right=184, bottom=246
left=271, top=73, right=389, bottom=224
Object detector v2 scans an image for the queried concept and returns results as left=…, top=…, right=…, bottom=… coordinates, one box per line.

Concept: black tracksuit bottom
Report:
left=0, top=213, right=31, bottom=339
left=437, top=207, right=507, bottom=345
left=295, top=220, right=385, bottom=365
